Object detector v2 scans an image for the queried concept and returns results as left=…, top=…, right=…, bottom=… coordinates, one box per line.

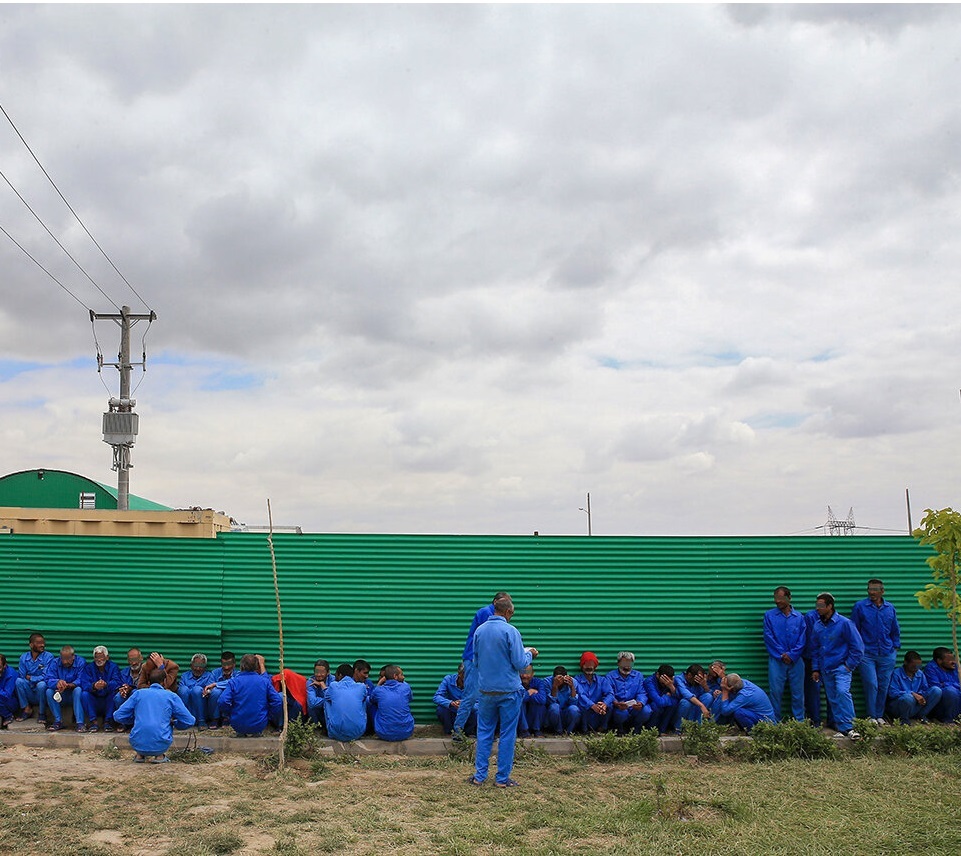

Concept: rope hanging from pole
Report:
left=267, top=498, right=288, bottom=771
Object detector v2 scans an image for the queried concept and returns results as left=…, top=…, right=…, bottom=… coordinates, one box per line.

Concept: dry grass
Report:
left=0, top=742, right=960, bottom=855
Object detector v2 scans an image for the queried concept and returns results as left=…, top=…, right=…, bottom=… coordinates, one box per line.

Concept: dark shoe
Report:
left=495, top=778, right=520, bottom=788
left=48, top=722, right=63, bottom=732
left=76, top=724, right=88, bottom=733
left=88, top=724, right=100, bottom=733
left=14, top=713, right=29, bottom=722
left=103, top=722, right=116, bottom=733
left=518, top=731, right=532, bottom=738
left=468, top=776, right=484, bottom=786
left=37, top=718, right=47, bottom=727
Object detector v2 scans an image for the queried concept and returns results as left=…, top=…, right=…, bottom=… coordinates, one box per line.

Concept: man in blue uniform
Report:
left=218, top=654, right=284, bottom=737
left=606, top=652, right=652, bottom=735
left=112, top=648, right=145, bottom=732
left=851, top=578, right=900, bottom=725
left=81, top=646, right=122, bottom=732
left=644, top=665, right=683, bottom=734
left=434, top=664, right=476, bottom=735
left=517, top=665, right=550, bottom=737
left=178, top=654, right=217, bottom=730
left=453, top=591, right=510, bottom=741
left=306, top=658, right=331, bottom=728
left=710, top=673, right=775, bottom=731
left=811, top=592, right=864, bottom=740
left=887, top=650, right=942, bottom=725
left=574, top=652, right=612, bottom=733
left=676, top=664, right=713, bottom=725
left=545, top=666, right=580, bottom=735
left=324, top=662, right=369, bottom=742
left=763, top=586, right=806, bottom=721
left=803, top=609, right=832, bottom=728
left=470, top=595, right=537, bottom=788
left=45, top=645, right=88, bottom=732
left=0, top=654, right=18, bottom=727
left=15, top=633, right=55, bottom=726
left=203, top=651, right=237, bottom=729
left=370, top=665, right=414, bottom=741
left=114, top=669, right=195, bottom=762
left=923, top=647, right=961, bottom=723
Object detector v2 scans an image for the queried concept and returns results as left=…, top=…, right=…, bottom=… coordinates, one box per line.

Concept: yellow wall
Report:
left=0, top=507, right=231, bottom=538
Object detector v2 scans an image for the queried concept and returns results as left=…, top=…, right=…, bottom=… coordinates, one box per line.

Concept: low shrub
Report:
left=747, top=720, right=840, bottom=761
left=578, top=728, right=660, bottom=762
left=284, top=717, right=320, bottom=760
left=680, top=719, right=724, bottom=761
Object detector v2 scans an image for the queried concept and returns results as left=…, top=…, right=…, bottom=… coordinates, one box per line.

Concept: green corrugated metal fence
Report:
left=0, top=532, right=950, bottom=721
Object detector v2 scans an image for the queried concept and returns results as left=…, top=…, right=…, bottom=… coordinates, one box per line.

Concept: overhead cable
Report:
left=0, top=222, right=91, bottom=312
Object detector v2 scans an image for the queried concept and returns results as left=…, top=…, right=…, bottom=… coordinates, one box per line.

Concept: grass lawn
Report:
left=1, top=742, right=959, bottom=855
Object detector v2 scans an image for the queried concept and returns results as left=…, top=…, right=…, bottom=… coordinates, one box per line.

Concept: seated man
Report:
left=606, top=652, right=652, bottom=735
left=644, top=664, right=683, bottom=735
left=1, top=654, right=18, bottom=727
left=433, top=664, right=477, bottom=736
left=218, top=654, right=284, bottom=737
left=676, top=664, right=714, bottom=725
left=710, top=673, right=775, bottom=732
left=114, top=668, right=195, bottom=762
left=545, top=666, right=580, bottom=735
left=922, top=647, right=961, bottom=724
left=178, top=654, right=216, bottom=730
left=137, top=652, right=179, bottom=691
left=45, top=645, right=88, bottom=732
left=706, top=660, right=726, bottom=694
left=574, top=652, right=612, bottom=733
left=887, top=650, right=942, bottom=725
left=15, top=633, right=55, bottom=726
left=517, top=665, right=550, bottom=737
left=370, top=664, right=415, bottom=741
left=306, top=659, right=332, bottom=728
left=203, top=651, right=237, bottom=728
left=81, top=646, right=122, bottom=732
left=353, top=659, right=376, bottom=735
left=112, top=648, right=145, bottom=732
left=324, top=662, right=369, bottom=742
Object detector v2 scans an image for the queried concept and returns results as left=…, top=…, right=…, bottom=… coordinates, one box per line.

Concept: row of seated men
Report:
left=434, top=647, right=961, bottom=736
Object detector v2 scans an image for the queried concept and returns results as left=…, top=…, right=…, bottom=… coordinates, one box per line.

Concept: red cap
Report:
left=580, top=651, right=599, bottom=668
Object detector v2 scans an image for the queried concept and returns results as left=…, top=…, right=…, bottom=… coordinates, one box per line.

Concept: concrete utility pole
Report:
left=91, top=305, right=157, bottom=510
left=579, top=492, right=592, bottom=536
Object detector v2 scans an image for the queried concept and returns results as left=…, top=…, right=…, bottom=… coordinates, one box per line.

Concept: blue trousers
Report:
left=475, top=690, right=523, bottom=785
left=84, top=694, right=116, bottom=724
left=308, top=698, right=326, bottom=726
left=857, top=652, right=897, bottom=719
left=437, top=704, right=476, bottom=735
left=928, top=686, right=961, bottom=723
left=178, top=686, right=218, bottom=727
left=649, top=699, right=681, bottom=734
left=804, top=659, right=833, bottom=726
left=887, top=687, right=943, bottom=725
left=46, top=687, right=86, bottom=725
left=610, top=703, right=652, bottom=734
left=678, top=692, right=713, bottom=724
left=545, top=701, right=580, bottom=734
left=768, top=657, right=805, bottom=721
left=821, top=667, right=855, bottom=733
left=579, top=706, right=611, bottom=732
left=15, top=679, right=48, bottom=719
left=453, top=660, right=478, bottom=733
left=518, top=696, right=547, bottom=735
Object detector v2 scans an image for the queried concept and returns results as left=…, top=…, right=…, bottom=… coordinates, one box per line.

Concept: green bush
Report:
left=284, top=717, right=320, bottom=760
left=680, top=719, right=724, bottom=761
left=747, top=720, right=840, bottom=761
left=578, top=728, right=660, bottom=762
left=874, top=723, right=961, bottom=756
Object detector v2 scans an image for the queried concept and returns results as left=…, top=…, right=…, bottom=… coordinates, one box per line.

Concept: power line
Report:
left=0, top=100, right=154, bottom=313
left=0, top=222, right=91, bottom=312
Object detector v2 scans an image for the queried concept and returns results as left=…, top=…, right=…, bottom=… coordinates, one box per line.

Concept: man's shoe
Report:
left=495, top=778, right=520, bottom=788
left=843, top=729, right=861, bottom=741
left=88, top=724, right=99, bottom=733
left=103, top=722, right=115, bottom=733
left=76, top=724, right=88, bottom=733
left=48, top=722, right=63, bottom=731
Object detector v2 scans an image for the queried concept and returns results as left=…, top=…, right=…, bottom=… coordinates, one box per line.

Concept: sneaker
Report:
left=873, top=718, right=886, bottom=727
left=844, top=729, right=861, bottom=741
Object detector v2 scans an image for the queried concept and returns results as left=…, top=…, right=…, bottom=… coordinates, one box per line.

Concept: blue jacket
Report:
left=573, top=673, right=614, bottom=711
left=850, top=599, right=900, bottom=658
left=473, top=615, right=532, bottom=693
left=676, top=673, right=709, bottom=703
left=209, top=666, right=237, bottom=692
left=715, top=679, right=775, bottom=721
left=888, top=668, right=932, bottom=700
left=923, top=660, right=961, bottom=691
left=461, top=603, right=496, bottom=661
left=803, top=609, right=821, bottom=660
left=81, top=661, right=122, bottom=697
left=811, top=612, right=864, bottom=673
left=370, top=680, right=415, bottom=741
left=46, top=656, right=88, bottom=688
left=18, top=651, right=55, bottom=683
left=763, top=606, right=807, bottom=663
left=0, top=664, right=17, bottom=706
left=548, top=680, right=578, bottom=709
left=643, top=674, right=680, bottom=711
left=307, top=676, right=331, bottom=710
left=324, top=676, right=368, bottom=741
left=114, top=684, right=195, bottom=755
left=433, top=673, right=469, bottom=709
left=178, top=669, right=215, bottom=694
left=218, top=670, right=283, bottom=735
left=521, top=676, right=550, bottom=707
left=605, top=669, right=649, bottom=706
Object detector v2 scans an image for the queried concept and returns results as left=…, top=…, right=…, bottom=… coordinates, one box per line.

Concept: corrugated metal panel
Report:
left=0, top=532, right=950, bottom=721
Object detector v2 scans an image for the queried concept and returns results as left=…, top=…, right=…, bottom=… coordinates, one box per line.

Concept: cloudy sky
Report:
left=1, top=4, right=959, bottom=535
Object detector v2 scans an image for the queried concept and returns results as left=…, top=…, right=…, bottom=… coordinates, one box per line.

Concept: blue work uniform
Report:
left=218, top=670, right=284, bottom=736
left=472, top=614, right=532, bottom=786
left=177, top=668, right=217, bottom=728
left=763, top=605, right=807, bottom=721
left=605, top=668, right=652, bottom=734
left=114, top=683, right=195, bottom=756
left=676, top=673, right=713, bottom=724
left=433, top=673, right=476, bottom=735
left=207, top=666, right=237, bottom=725
left=306, top=676, right=331, bottom=726
left=886, top=667, right=942, bottom=725
left=454, top=602, right=496, bottom=734
left=802, top=609, right=832, bottom=727
left=644, top=674, right=682, bottom=734
left=324, top=676, right=369, bottom=742
left=81, top=660, right=122, bottom=726
left=922, top=659, right=961, bottom=723
left=811, top=611, right=864, bottom=733
left=370, top=680, right=415, bottom=741
left=16, top=650, right=56, bottom=720
left=545, top=679, right=580, bottom=735
left=851, top=597, right=900, bottom=719
left=0, top=664, right=18, bottom=721
left=710, top=679, right=775, bottom=731
left=573, top=672, right=613, bottom=733
left=112, top=666, right=142, bottom=716
left=45, top=656, right=88, bottom=726
left=517, top=675, right=550, bottom=736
